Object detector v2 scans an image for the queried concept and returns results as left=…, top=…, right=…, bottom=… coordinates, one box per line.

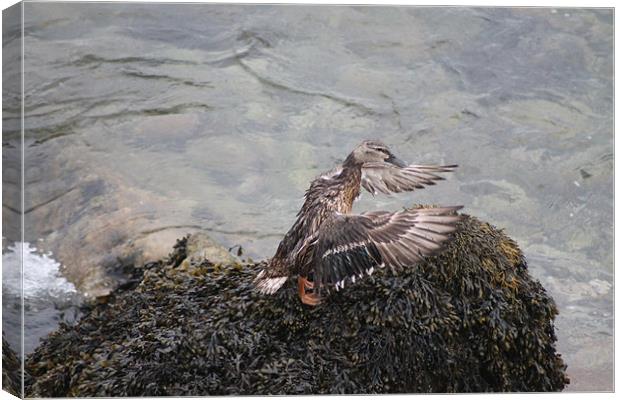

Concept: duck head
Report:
left=345, top=140, right=407, bottom=167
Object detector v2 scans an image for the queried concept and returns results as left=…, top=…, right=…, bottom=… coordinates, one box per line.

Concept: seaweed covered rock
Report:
left=25, top=213, right=568, bottom=396
left=3, top=334, right=30, bottom=397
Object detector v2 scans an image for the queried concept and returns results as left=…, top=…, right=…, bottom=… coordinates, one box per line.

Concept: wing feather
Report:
left=361, top=162, right=457, bottom=195
left=312, top=206, right=463, bottom=292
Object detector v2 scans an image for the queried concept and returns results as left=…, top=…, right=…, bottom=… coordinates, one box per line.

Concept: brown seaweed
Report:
left=25, top=212, right=568, bottom=396
left=3, top=335, right=28, bottom=397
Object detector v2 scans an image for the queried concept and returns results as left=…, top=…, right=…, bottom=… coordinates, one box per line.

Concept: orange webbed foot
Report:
left=300, top=292, right=322, bottom=306
left=302, top=278, right=314, bottom=290
left=298, top=276, right=321, bottom=306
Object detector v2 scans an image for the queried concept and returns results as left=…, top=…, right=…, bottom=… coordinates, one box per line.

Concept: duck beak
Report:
left=386, top=154, right=407, bottom=168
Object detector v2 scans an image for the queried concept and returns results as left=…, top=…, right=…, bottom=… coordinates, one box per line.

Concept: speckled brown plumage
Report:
left=254, top=140, right=463, bottom=305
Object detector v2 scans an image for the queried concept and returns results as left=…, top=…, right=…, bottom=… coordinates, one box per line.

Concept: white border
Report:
left=0, top=1, right=615, bottom=399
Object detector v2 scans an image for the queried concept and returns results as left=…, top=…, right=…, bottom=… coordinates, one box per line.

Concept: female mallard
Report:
left=254, top=140, right=463, bottom=305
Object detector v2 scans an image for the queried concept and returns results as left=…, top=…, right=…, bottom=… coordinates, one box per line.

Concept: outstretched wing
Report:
left=313, top=206, right=463, bottom=292
left=361, top=162, right=457, bottom=195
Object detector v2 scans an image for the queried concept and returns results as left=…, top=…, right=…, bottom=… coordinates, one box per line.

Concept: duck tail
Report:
left=254, top=260, right=288, bottom=295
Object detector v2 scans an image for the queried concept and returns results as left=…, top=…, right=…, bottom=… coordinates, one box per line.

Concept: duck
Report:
left=254, top=140, right=463, bottom=306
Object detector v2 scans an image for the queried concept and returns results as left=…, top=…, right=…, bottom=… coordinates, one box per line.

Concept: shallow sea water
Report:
left=2, top=4, right=613, bottom=391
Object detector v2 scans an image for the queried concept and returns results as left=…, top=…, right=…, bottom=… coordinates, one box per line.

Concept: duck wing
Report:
left=361, top=162, right=457, bottom=195
left=313, top=206, right=463, bottom=293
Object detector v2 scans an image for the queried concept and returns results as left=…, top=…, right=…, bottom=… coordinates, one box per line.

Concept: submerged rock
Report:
left=25, top=212, right=568, bottom=396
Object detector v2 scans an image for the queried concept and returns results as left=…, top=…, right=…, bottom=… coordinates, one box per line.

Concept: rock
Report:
left=184, top=232, right=240, bottom=265
left=3, top=335, right=31, bottom=397
left=25, top=212, right=568, bottom=396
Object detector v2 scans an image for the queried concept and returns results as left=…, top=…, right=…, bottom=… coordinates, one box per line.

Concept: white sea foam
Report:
left=2, top=242, right=77, bottom=300
left=3, top=242, right=82, bottom=354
